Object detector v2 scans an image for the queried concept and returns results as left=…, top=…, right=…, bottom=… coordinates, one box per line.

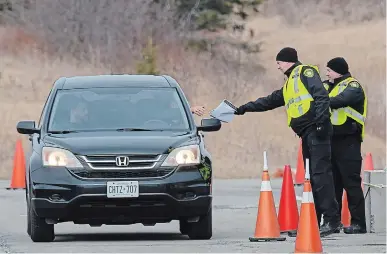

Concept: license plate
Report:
left=106, top=181, right=139, bottom=198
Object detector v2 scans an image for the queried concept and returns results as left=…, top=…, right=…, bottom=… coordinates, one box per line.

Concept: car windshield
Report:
left=47, top=87, right=191, bottom=132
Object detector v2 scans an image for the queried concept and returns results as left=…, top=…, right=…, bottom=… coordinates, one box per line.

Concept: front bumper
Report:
left=30, top=165, right=211, bottom=224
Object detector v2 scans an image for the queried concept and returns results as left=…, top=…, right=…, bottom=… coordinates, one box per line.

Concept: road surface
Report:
left=0, top=179, right=385, bottom=253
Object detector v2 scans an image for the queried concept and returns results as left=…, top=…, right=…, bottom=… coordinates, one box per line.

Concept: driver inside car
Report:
left=70, top=101, right=89, bottom=124
left=49, top=95, right=91, bottom=131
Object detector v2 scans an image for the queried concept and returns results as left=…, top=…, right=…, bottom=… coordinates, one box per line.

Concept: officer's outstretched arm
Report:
left=300, top=67, right=330, bottom=124
left=236, top=88, right=285, bottom=115
left=330, top=81, right=364, bottom=109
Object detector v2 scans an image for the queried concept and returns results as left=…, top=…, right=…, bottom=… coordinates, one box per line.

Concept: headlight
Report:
left=42, top=147, right=83, bottom=168
left=161, top=145, right=200, bottom=167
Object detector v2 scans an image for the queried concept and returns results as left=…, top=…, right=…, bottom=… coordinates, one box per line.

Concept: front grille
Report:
left=79, top=154, right=162, bottom=170
left=71, top=153, right=173, bottom=179
left=69, top=168, right=174, bottom=179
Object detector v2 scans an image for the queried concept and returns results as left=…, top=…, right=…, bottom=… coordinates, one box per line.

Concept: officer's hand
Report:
left=234, top=106, right=246, bottom=115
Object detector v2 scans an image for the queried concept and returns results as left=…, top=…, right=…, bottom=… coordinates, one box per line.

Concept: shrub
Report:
left=136, top=37, right=159, bottom=75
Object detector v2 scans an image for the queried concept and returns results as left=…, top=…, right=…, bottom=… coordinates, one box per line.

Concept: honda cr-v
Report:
left=16, top=74, right=222, bottom=242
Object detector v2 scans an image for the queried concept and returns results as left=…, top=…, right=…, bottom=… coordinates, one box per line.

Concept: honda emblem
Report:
left=115, top=156, right=130, bottom=167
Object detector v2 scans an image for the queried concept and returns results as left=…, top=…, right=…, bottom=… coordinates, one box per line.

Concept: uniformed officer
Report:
left=323, top=57, right=367, bottom=234
left=234, top=47, right=341, bottom=237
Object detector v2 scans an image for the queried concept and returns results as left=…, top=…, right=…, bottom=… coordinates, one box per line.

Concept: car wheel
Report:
left=187, top=207, right=212, bottom=240
left=29, top=204, right=55, bottom=242
left=179, top=219, right=191, bottom=235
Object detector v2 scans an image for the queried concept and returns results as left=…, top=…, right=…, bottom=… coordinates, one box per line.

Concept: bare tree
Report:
left=1, top=0, right=184, bottom=69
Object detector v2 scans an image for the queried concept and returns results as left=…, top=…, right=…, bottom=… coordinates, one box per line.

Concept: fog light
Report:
left=49, top=194, right=63, bottom=201
left=176, top=191, right=196, bottom=200
left=184, top=192, right=196, bottom=199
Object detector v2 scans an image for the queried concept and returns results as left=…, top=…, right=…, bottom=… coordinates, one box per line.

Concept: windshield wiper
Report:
left=48, top=130, right=78, bottom=134
left=116, top=128, right=163, bottom=132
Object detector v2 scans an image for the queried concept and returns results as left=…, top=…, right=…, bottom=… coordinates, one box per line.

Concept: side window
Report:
left=37, top=89, right=53, bottom=129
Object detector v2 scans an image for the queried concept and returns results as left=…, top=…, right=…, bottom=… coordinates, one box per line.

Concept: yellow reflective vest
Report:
left=324, top=77, right=367, bottom=140
left=282, top=64, right=319, bottom=126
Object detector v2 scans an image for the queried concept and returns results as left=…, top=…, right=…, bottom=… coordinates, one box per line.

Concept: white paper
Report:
left=210, top=99, right=237, bottom=123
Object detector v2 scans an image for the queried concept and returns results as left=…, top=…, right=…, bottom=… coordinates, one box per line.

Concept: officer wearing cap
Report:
left=234, top=47, right=341, bottom=237
left=323, top=57, right=367, bottom=234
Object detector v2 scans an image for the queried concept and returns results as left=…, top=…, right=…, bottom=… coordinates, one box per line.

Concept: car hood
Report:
left=42, top=131, right=197, bottom=155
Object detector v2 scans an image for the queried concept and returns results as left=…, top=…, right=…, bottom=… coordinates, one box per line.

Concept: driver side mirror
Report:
left=16, top=121, right=40, bottom=135
left=197, top=118, right=221, bottom=132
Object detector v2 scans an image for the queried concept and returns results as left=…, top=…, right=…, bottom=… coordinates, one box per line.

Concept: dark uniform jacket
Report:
left=238, top=61, right=331, bottom=138
left=323, top=73, right=365, bottom=140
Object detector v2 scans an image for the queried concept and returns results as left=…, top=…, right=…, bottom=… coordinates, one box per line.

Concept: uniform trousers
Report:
left=331, top=135, right=366, bottom=228
left=301, top=129, right=340, bottom=226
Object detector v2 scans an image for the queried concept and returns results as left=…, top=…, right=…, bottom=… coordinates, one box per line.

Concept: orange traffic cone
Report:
left=294, top=140, right=305, bottom=186
left=294, top=158, right=323, bottom=253
left=278, top=165, right=299, bottom=234
left=249, top=151, right=286, bottom=242
left=341, top=191, right=351, bottom=228
left=364, top=153, right=374, bottom=171
left=7, top=139, right=26, bottom=190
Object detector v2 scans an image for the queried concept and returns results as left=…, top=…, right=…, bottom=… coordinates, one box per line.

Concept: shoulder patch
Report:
left=349, top=81, right=360, bottom=88
left=303, top=68, right=314, bottom=78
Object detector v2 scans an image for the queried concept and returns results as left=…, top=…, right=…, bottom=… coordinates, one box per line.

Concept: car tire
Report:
left=27, top=205, right=31, bottom=236
left=29, top=204, right=55, bottom=242
left=179, top=220, right=190, bottom=235
left=26, top=188, right=31, bottom=236
left=187, top=207, right=212, bottom=240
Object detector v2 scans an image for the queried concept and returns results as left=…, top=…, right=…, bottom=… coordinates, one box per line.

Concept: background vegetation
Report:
left=0, top=0, right=385, bottom=179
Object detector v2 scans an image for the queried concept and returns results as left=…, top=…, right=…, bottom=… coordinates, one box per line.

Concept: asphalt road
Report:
left=0, top=179, right=385, bottom=253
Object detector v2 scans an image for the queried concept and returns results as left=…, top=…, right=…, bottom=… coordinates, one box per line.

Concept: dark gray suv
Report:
left=17, top=74, right=221, bottom=242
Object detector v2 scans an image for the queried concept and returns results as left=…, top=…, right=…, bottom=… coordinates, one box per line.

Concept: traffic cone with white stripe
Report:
left=249, top=151, right=286, bottom=242
left=294, top=158, right=323, bottom=253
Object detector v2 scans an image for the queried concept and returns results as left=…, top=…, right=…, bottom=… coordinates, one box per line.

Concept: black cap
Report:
left=276, top=47, right=298, bottom=63
left=327, top=57, right=349, bottom=75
